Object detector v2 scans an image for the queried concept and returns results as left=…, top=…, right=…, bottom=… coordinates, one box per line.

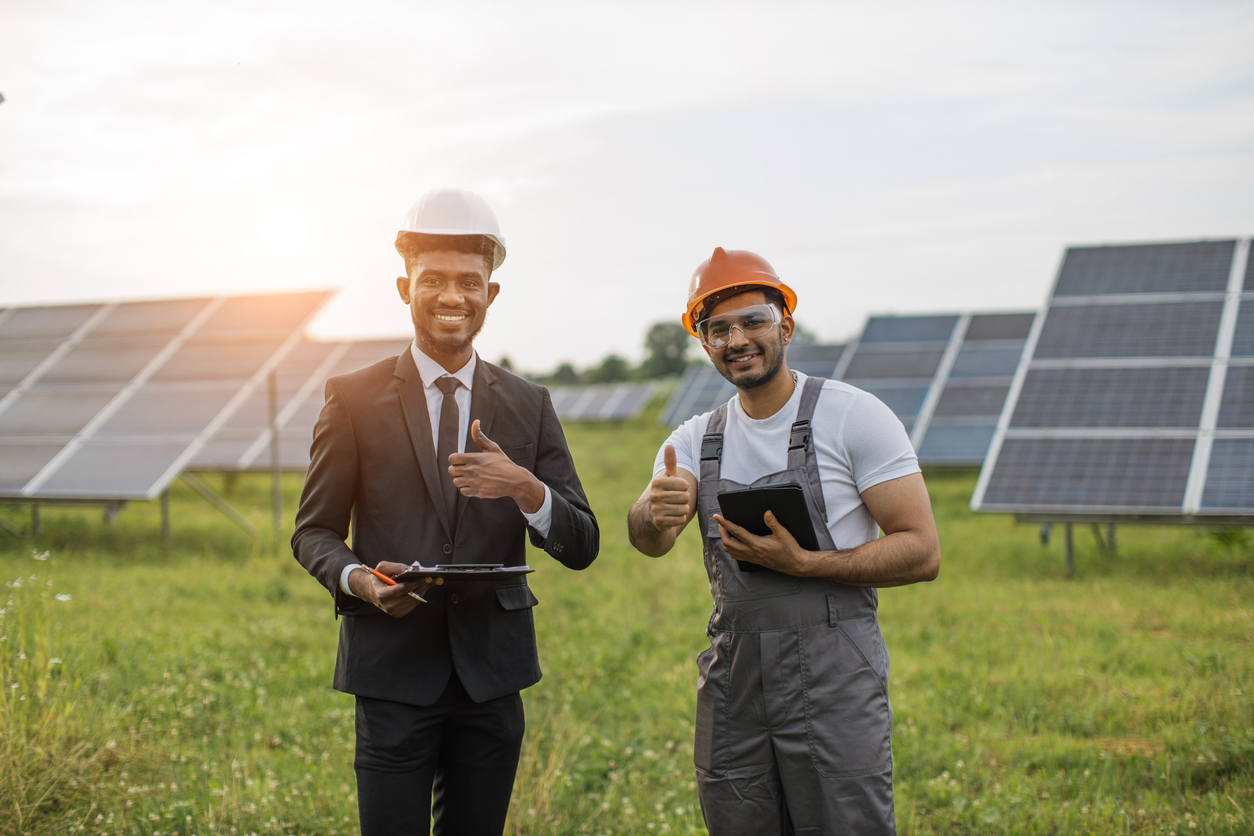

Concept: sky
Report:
left=2, top=0, right=1253, bottom=374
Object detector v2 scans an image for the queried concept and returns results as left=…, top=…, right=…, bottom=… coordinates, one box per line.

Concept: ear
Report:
left=396, top=275, right=411, bottom=304
left=780, top=313, right=795, bottom=345
left=486, top=281, right=501, bottom=307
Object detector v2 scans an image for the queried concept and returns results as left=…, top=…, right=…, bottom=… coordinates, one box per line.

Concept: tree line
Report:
left=498, top=322, right=693, bottom=386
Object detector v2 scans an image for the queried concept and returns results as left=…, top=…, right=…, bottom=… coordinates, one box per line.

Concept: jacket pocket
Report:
left=496, top=583, right=539, bottom=610
left=501, top=443, right=535, bottom=470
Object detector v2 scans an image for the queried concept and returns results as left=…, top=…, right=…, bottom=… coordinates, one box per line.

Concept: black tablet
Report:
left=393, top=564, right=534, bottom=582
left=716, top=482, right=821, bottom=572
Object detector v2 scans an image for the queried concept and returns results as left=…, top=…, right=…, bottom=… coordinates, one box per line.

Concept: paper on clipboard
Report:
left=393, top=563, right=534, bottom=582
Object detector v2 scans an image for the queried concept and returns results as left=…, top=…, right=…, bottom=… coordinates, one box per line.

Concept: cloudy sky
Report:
left=2, top=0, right=1252, bottom=372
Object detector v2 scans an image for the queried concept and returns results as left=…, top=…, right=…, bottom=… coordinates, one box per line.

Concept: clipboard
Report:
left=393, top=563, right=534, bottom=582
left=716, top=481, right=821, bottom=572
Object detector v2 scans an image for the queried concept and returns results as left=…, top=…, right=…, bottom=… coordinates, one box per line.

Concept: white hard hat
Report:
left=397, top=187, right=506, bottom=270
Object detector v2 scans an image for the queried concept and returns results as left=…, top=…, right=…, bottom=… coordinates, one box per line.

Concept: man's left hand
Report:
left=712, top=511, right=813, bottom=576
left=448, top=419, right=545, bottom=513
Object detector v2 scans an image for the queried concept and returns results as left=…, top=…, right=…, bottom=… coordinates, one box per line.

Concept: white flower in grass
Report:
left=56, top=593, right=71, bottom=601
left=49, top=658, right=61, bottom=665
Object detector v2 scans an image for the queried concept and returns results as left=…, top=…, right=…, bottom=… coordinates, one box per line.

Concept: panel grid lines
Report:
left=20, top=297, right=228, bottom=496
left=0, top=303, right=117, bottom=420
left=843, top=311, right=1036, bottom=466
left=0, top=292, right=332, bottom=498
left=975, top=237, right=1254, bottom=519
left=1183, top=237, right=1249, bottom=512
left=191, top=337, right=410, bottom=472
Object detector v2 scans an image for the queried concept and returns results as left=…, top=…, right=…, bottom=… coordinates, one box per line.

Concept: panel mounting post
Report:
left=32, top=504, right=41, bottom=535
left=161, top=489, right=171, bottom=542
left=1064, top=522, right=1074, bottom=578
left=180, top=473, right=254, bottom=537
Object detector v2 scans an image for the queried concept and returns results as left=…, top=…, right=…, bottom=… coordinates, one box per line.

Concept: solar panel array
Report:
left=972, top=238, right=1254, bottom=521
left=658, top=340, right=845, bottom=426
left=548, top=382, right=657, bottom=422
left=834, top=314, right=959, bottom=438
left=191, top=337, right=412, bottom=472
left=831, top=312, right=1035, bottom=466
left=0, top=292, right=330, bottom=500
left=916, top=314, right=1036, bottom=465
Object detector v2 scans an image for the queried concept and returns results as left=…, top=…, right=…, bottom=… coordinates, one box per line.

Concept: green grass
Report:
left=1, top=413, right=1252, bottom=835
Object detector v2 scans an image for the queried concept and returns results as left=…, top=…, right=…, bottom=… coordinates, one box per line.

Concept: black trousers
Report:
left=354, top=671, right=525, bottom=836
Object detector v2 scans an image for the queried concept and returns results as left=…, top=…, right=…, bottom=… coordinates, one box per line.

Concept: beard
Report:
left=414, top=312, right=486, bottom=359
left=713, top=332, right=786, bottom=390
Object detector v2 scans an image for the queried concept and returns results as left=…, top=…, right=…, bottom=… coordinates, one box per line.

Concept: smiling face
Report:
left=396, top=250, right=500, bottom=370
left=702, top=288, right=794, bottom=390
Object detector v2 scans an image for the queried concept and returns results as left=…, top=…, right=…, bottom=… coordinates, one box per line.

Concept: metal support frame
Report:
left=102, top=501, right=126, bottom=525
left=1090, top=523, right=1115, bottom=555
left=180, top=473, right=255, bottom=536
left=1064, top=523, right=1074, bottom=578
left=32, top=504, right=41, bottom=535
left=161, top=490, right=171, bottom=542
left=268, top=370, right=282, bottom=531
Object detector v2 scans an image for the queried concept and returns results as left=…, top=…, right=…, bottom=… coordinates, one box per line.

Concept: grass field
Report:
left=1, top=409, right=1252, bottom=835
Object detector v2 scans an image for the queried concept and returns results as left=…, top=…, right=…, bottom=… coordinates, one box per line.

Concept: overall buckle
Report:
left=789, top=420, right=811, bottom=451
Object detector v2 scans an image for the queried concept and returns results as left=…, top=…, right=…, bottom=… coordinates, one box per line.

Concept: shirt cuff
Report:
left=340, top=563, right=364, bottom=597
left=521, top=483, right=553, bottom=539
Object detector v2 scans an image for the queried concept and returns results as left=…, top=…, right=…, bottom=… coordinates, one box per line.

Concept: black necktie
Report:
left=436, top=377, right=462, bottom=533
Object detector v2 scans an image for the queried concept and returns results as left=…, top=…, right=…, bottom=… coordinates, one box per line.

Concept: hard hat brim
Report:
left=395, top=229, right=507, bottom=270
left=682, top=281, right=797, bottom=337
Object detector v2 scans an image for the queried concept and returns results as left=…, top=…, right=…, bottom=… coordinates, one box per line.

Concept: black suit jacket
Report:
left=292, top=350, right=599, bottom=706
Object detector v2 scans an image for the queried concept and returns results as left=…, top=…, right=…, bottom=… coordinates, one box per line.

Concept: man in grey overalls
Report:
left=628, top=248, right=941, bottom=835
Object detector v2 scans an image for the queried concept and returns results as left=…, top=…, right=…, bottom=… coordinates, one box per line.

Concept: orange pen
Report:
left=364, top=565, right=426, bottom=602
left=366, top=565, right=399, bottom=586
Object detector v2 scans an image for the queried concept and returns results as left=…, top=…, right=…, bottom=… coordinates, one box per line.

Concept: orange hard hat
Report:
left=682, top=247, right=798, bottom=337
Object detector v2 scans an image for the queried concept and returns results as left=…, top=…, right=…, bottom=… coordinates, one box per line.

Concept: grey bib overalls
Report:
left=693, top=377, right=896, bottom=835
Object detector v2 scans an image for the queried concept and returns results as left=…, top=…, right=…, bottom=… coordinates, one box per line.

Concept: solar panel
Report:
left=190, top=337, right=412, bottom=472
left=658, top=339, right=844, bottom=426
left=836, top=312, right=1036, bottom=466
left=972, top=238, right=1254, bottom=522
left=546, top=382, right=656, bottom=422
left=836, top=315, right=957, bottom=433
left=0, top=291, right=331, bottom=500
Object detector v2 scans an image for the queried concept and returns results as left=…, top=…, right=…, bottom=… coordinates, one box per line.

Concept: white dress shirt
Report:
left=340, top=342, right=553, bottom=595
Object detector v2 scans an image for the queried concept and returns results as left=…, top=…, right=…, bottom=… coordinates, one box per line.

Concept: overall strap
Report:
left=699, top=400, right=730, bottom=484
left=787, top=376, right=830, bottom=522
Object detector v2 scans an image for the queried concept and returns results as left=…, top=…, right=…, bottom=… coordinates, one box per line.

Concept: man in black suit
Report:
left=292, top=188, right=599, bottom=835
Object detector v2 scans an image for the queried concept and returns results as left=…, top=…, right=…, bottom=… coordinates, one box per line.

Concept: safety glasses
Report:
left=696, top=304, right=781, bottom=348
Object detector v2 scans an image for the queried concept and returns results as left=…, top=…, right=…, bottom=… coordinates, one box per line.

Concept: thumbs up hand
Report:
left=664, top=444, right=678, bottom=477
left=448, top=419, right=546, bottom=514
left=647, top=443, right=693, bottom=531
left=470, top=420, right=503, bottom=454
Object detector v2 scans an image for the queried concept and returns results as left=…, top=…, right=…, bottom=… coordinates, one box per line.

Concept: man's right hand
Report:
left=348, top=561, right=440, bottom=618
left=647, top=445, right=693, bottom=531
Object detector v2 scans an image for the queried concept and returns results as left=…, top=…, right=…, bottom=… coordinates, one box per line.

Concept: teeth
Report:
left=435, top=314, right=467, bottom=322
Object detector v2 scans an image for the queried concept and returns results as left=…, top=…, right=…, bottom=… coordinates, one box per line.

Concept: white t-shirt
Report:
left=653, top=372, right=920, bottom=550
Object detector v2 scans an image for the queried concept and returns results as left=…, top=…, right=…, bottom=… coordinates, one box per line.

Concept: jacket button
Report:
left=451, top=594, right=460, bottom=604
left=442, top=543, right=453, bottom=555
